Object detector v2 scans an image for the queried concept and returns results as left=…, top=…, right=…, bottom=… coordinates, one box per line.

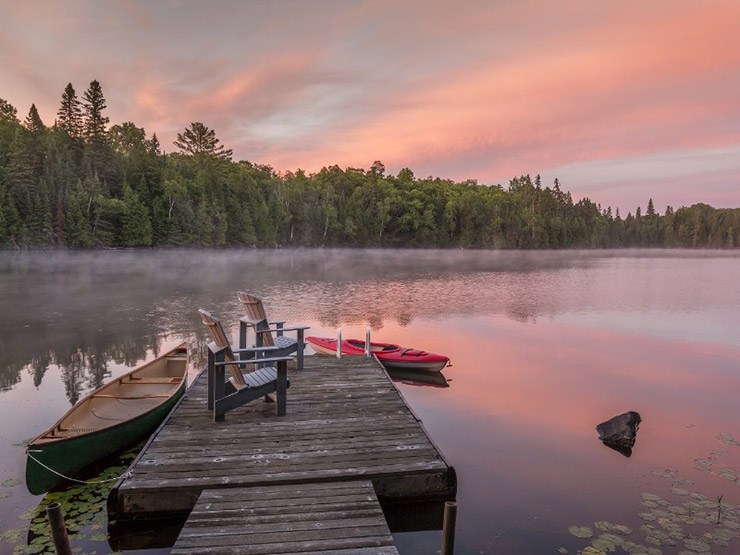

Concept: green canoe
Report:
left=25, top=343, right=188, bottom=495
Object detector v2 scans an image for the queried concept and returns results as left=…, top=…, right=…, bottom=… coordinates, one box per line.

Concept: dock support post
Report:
left=296, top=328, right=305, bottom=371
left=46, top=502, right=72, bottom=555
left=213, top=349, right=226, bottom=422
left=441, top=500, right=457, bottom=555
left=365, top=327, right=371, bottom=357
left=276, top=360, right=287, bottom=416
left=336, top=328, right=342, bottom=358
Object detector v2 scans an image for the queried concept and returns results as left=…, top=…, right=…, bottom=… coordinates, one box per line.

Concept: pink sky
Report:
left=1, top=0, right=739, bottom=212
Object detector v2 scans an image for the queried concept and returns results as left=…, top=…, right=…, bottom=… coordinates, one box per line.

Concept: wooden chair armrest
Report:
left=232, top=345, right=282, bottom=353
left=215, top=356, right=293, bottom=366
left=254, top=326, right=310, bottom=334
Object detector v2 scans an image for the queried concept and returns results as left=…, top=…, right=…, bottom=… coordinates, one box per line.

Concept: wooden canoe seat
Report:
left=53, top=427, right=99, bottom=437
left=93, top=393, right=172, bottom=399
left=124, top=377, right=181, bottom=384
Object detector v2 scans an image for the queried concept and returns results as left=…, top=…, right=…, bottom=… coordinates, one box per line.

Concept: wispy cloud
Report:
left=2, top=0, right=739, bottom=210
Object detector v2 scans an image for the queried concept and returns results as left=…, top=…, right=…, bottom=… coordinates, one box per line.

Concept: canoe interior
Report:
left=32, top=344, right=188, bottom=446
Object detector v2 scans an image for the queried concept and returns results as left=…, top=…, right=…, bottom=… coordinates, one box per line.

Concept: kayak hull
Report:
left=306, top=336, right=449, bottom=373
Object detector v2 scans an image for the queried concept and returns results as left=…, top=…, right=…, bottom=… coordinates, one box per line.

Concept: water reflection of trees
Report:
left=0, top=249, right=608, bottom=401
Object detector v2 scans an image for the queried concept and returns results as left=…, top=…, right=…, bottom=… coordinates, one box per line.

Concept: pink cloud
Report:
left=2, top=0, right=738, bottom=209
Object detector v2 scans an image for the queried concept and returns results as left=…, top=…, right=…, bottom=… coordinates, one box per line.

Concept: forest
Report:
left=1, top=81, right=738, bottom=249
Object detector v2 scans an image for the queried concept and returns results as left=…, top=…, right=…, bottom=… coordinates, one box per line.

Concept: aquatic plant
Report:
left=1, top=444, right=140, bottom=554
left=565, top=432, right=740, bottom=555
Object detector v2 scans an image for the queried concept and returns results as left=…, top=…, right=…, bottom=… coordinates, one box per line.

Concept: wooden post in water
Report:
left=365, top=327, right=371, bottom=357
left=336, top=328, right=342, bottom=358
left=441, top=500, right=457, bottom=555
left=46, top=502, right=72, bottom=555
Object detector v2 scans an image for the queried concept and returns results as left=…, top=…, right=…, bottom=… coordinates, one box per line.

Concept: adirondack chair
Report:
left=236, top=292, right=309, bottom=371
left=199, top=309, right=291, bottom=421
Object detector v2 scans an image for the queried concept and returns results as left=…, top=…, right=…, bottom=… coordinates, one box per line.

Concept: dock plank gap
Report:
left=109, top=355, right=457, bottom=518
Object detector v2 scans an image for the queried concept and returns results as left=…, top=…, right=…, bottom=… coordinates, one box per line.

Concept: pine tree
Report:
left=82, top=80, right=109, bottom=144
left=57, top=83, right=83, bottom=138
left=121, top=182, right=152, bottom=246
left=646, top=198, right=656, bottom=217
left=54, top=196, right=64, bottom=245
left=149, top=133, right=162, bottom=155
left=173, top=122, right=232, bottom=165
left=24, top=104, right=45, bottom=133
left=82, top=80, right=110, bottom=177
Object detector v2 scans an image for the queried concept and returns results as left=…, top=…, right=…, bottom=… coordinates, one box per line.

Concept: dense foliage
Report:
left=1, top=84, right=738, bottom=249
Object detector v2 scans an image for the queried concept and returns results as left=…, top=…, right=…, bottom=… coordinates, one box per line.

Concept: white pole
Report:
left=365, top=327, right=371, bottom=357
left=336, top=327, right=342, bottom=358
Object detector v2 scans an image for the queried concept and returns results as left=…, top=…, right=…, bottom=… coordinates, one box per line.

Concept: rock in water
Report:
left=596, top=411, right=642, bottom=457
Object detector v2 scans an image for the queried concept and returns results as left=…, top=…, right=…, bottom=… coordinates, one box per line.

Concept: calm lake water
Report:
left=1, top=249, right=740, bottom=554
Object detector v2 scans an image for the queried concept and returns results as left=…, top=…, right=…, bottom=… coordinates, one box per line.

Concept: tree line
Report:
left=1, top=82, right=738, bottom=249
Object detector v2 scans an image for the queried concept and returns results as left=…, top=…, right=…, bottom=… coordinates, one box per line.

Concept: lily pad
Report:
left=592, top=536, right=617, bottom=552
left=0, top=528, right=24, bottom=543
left=569, top=525, right=594, bottom=539
left=611, top=524, right=633, bottom=536
left=683, top=536, right=711, bottom=552
left=1, top=479, right=21, bottom=488
left=0, top=491, right=10, bottom=499
left=670, top=488, right=689, bottom=496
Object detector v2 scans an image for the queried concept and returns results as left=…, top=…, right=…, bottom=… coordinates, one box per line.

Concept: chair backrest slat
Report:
left=198, top=309, right=246, bottom=386
left=237, top=292, right=274, bottom=347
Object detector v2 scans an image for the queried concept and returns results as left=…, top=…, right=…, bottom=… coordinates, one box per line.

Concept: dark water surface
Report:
left=1, top=249, right=740, bottom=554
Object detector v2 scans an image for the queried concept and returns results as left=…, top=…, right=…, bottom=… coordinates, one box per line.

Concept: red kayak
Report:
left=306, top=336, right=449, bottom=373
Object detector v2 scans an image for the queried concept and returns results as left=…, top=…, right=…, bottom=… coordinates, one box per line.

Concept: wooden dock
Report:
left=171, top=481, right=399, bottom=554
left=109, top=355, right=456, bottom=518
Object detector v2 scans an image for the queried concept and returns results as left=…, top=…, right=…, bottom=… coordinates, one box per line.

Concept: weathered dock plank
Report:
left=171, top=481, right=400, bottom=554
left=109, top=355, right=456, bottom=517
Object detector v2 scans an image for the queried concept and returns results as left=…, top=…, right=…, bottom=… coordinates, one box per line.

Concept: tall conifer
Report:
left=57, top=83, right=83, bottom=138
left=24, top=104, right=45, bottom=133
left=82, top=80, right=109, bottom=144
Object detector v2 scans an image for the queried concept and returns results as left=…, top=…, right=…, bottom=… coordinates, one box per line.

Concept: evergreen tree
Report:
left=56, top=83, right=83, bottom=138
left=82, top=80, right=109, bottom=144
left=646, top=198, right=656, bottom=217
left=24, top=104, right=45, bottom=133
left=82, top=80, right=111, bottom=177
left=173, top=122, right=232, bottom=165
left=120, top=182, right=152, bottom=246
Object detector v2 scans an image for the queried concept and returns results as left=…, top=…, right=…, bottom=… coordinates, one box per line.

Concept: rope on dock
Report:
left=25, top=449, right=132, bottom=487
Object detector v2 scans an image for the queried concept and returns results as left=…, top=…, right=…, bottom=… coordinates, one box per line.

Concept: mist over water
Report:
left=1, top=248, right=740, bottom=554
